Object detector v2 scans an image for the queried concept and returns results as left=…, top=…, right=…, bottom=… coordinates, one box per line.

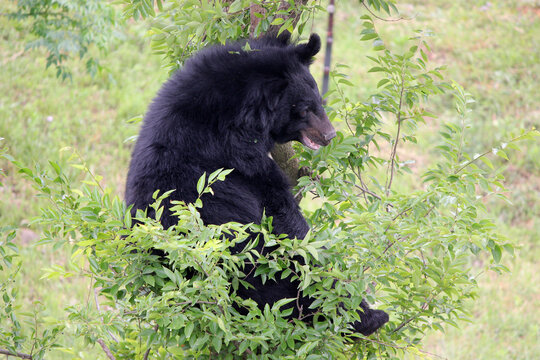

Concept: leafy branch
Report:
left=454, top=129, right=539, bottom=174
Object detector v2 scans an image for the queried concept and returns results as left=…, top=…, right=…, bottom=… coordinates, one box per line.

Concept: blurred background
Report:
left=1, top=0, right=538, bottom=358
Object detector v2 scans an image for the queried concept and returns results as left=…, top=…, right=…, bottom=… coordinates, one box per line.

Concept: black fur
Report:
left=125, top=33, right=388, bottom=336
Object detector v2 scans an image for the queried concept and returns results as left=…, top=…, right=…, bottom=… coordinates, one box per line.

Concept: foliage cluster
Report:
left=8, top=0, right=117, bottom=80
left=1, top=0, right=538, bottom=359
left=129, top=0, right=320, bottom=73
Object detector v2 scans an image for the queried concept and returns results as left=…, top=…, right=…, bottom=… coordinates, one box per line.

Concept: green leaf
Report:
left=185, top=322, right=194, bottom=339
left=212, top=333, right=223, bottom=353
left=361, top=33, right=379, bottom=41
left=238, top=340, right=249, bottom=354
left=217, top=316, right=227, bottom=332
left=491, top=245, right=502, bottom=263
left=337, top=78, right=354, bottom=87
left=270, top=17, right=285, bottom=26
left=197, top=172, right=206, bottom=194
left=492, top=148, right=509, bottom=160
left=305, top=245, right=319, bottom=261
left=377, top=78, right=390, bottom=88
left=143, top=275, right=155, bottom=286
left=228, top=0, right=243, bottom=13
left=480, top=156, right=494, bottom=169
left=368, top=66, right=386, bottom=73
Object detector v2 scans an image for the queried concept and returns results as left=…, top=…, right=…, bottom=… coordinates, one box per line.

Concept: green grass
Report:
left=1, top=1, right=539, bottom=358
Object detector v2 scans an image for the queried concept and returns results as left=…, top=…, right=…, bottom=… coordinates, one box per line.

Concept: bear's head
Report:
left=167, top=33, right=336, bottom=155
left=261, top=34, right=336, bottom=151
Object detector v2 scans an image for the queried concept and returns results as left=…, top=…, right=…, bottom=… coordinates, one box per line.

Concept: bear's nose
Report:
left=323, top=130, right=337, bottom=142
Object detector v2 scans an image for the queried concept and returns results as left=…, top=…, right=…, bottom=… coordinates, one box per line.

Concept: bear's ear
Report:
left=257, top=31, right=291, bottom=48
left=295, top=34, right=321, bottom=64
left=275, top=31, right=292, bottom=46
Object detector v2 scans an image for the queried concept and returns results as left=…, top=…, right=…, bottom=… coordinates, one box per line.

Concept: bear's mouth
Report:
left=299, top=114, right=336, bottom=150
left=300, top=128, right=334, bottom=150
left=297, top=111, right=336, bottom=150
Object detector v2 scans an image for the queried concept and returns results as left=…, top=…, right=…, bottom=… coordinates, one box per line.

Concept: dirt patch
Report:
left=18, top=228, right=39, bottom=246
left=518, top=5, right=540, bottom=19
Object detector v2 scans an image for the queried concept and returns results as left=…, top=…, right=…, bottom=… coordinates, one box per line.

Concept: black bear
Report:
left=125, top=33, right=388, bottom=336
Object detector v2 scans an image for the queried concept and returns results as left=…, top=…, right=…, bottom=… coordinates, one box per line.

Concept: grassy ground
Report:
left=1, top=1, right=539, bottom=359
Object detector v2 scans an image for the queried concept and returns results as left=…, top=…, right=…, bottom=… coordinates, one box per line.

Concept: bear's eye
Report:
left=299, top=109, right=308, bottom=118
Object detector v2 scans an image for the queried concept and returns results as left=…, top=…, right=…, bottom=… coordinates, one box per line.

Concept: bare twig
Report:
left=391, top=293, right=435, bottom=334
left=455, top=129, right=536, bottom=174
left=142, top=346, right=151, bottom=360
left=383, top=207, right=412, bottom=234
left=390, top=316, right=416, bottom=334
left=142, top=324, right=159, bottom=360
left=94, top=288, right=119, bottom=343
left=357, top=174, right=369, bottom=204
left=385, top=73, right=405, bottom=195
left=343, top=180, right=382, bottom=201
left=175, top=300, right=220, bottom=306
left=360, top=1, right=406, bottom=22
left=96, top=339, right=116, bottom=360
left=357, top=336, right=446, bottom=359
left=193, top=258, right=210, bottom=278
left=295, top=288, right=304, bottom=319
left=0, top=348, right=33, bottom=359
left=176, top=299, right=225, bottom=315
left=454, top=148, right=493, bottom=174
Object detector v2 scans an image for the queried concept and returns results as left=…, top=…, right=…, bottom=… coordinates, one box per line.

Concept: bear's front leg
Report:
left=255, top=159, right=310, bottom=239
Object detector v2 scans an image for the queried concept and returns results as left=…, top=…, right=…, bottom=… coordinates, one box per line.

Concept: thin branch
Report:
left=391, top=293, right=435, bottom=334
left=383, top=207, right=412, bottom=234
left=176, top=299, right=225, bottom=315
left=390, top=315, right=416, bottom=334
left=193, top=258, right=210, bottom=278
left=93, top=287, right=101, bottom=312
left=363, top=209, right=409, bottom=273
left=192, top=255, right=237, bottom=312
left=30, top=309, right=38, bottom=357
left=454, top=129, right=536, bottom=174
left=73, top=149, right=105, bottom=193
left=142, top=324, right=159, bottom=360
left=293, top=184, right=308, bottom=200
left=358, top=174, right=369, bottom=204
left=360, top=1, right=406, bottom=22
left=97, top=339, right=116, bottom=360
left=296, top=288, right=304, bottom=320
left=361, top=336, right=447, bottom=359
left=0, top=348, right=33, bottom=359
left=175, top=300, right=220, bottom=306
left=330, top=74, right=355, bottom=135
left=343, top=180, right=382, bottom=201
left=385, top=73, right=405, bottom=195
left=94, top=288, right=119, bottom=343
left=143, top=346, right=151, bottom=360
left=454, top=149, right=491, bottom=174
